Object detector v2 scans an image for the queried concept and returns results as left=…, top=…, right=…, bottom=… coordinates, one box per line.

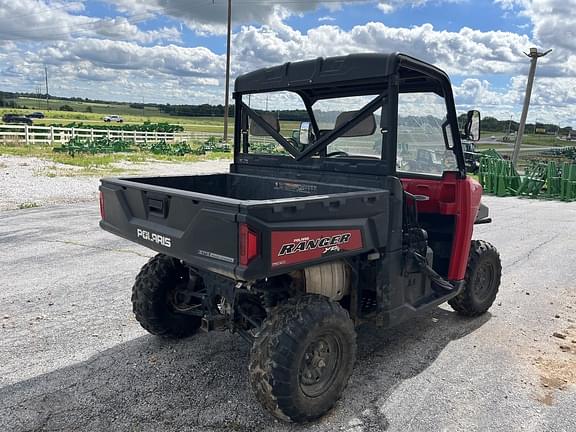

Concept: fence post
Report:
left=121, top=130, right=125, bottom=141
left=91, top=129, right=94, bottom=140
left=49, top=126, right=54, bottom=143
left=25, top=124, right=29, bottom=145
left=134, top=130, right=137, bottom=144
left=107, top=129, right=111, bottom=139
left=145, top=131, right=148, bottom=144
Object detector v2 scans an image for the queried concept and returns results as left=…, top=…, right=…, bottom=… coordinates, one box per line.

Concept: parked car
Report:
left=26, top=112, right=45, bottom=119
left=103, top=115, right=123, bottom=123
left=2, top=113, right=33, bottom=125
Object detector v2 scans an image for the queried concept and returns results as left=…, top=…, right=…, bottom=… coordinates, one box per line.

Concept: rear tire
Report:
left=131, top=254, right=202, bottom=338
left=449, top=240, right=501, bottom=316
left=249, top=295, right=356, bottom=422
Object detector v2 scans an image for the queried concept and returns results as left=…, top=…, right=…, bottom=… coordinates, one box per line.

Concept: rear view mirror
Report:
left=464, top=110, right=481, bottom=141
left=299, top=121, right=311, bottom=145
left=250, top=112, right=280, bottom=136
left=334, top=111, right=376, bottom=137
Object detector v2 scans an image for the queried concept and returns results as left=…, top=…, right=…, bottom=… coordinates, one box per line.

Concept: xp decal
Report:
left=271, top=229, right=363, bottom=267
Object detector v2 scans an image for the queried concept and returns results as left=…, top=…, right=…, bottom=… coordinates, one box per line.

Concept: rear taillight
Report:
left=239, top=223, right=258, bottom=266
left=99, top=191, right=105, bottom=220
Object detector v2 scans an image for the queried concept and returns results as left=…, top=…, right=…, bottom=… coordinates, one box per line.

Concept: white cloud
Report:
left=88, top=17, right=181, bottom=43
left=108, top=0, right=467, bottom=35
left=318, top=16, right=336, bottom=22
left=454, top=76, right=576, bottom=126
left=0, top=0, right=180, bottom=43
left=377, top=0, right=464, bottom=14
left=0, top=0, right=93, bottom=41
left=232, top=22, right=535, bottom=77
left=38, top=39, right=225, bottom=78
left=494, top=0, right=576, bottom=62
left=107, top=0, right=330, bottom=36
left=377, top=3, right=395, bottom=13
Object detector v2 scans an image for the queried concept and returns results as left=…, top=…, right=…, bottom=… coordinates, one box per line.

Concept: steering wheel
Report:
left=326, top=151, right=349, bottom=158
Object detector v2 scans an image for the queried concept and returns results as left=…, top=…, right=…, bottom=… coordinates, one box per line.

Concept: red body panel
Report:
left=271, top=229, right=363, bottom=268
left=401, top=173, right=483, bottom=281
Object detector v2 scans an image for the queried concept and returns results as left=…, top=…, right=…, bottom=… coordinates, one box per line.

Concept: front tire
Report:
left=131, top=254, right=202, bottom=338
left=449, top=240, right=501, bottom=316
left=249, top=295, right=356, bottom=422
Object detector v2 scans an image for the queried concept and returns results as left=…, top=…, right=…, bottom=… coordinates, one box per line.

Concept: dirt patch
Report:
left=534, top=325, right=576, bottom=405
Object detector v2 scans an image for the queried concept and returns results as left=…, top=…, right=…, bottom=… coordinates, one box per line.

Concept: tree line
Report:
left=457, top=113, right=572, bottom=135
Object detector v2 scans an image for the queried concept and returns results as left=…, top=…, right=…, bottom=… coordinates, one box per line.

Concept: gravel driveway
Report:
left=0, top=155, right=230, bottom=211
left=0, top=161, right=575, bottom=431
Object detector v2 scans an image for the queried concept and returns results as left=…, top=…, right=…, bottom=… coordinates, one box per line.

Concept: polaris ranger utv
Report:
left=99, top=53, right=501, bottom=422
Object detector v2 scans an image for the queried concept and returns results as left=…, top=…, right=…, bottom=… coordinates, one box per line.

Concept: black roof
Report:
left=234, top=53, right=450, bottom=98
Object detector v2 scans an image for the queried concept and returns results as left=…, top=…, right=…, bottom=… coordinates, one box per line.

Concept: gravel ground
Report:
left=0, top=155, right=230, bottom=211
left=0, top=166, right=575, bottom=431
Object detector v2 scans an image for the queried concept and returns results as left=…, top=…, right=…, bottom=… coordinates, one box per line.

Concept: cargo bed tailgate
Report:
left=99, top=178, right=241, bottom=277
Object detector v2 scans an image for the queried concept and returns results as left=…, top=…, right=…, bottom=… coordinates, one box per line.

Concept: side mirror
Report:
left=464, top=110, right=481, bottom=141
left=299, top=121, right=311, bottom=146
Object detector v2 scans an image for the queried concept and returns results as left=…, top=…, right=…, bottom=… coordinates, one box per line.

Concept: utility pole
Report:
left=223, top=0, right=232, bottom=142
left=511, top=47, right=552, bottom=167
left=44, top=65, right=50, bottom=110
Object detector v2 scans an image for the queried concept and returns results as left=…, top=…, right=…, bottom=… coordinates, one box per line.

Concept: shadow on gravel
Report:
left=0, top=308, right=490, bottom=432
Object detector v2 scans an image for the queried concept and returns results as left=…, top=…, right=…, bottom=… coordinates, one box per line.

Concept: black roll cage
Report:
left=232, top=53, right=466, bottom=179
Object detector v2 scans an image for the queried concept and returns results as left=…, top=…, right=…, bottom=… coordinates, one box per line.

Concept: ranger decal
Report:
left=271, top=229, right=363, bottom=267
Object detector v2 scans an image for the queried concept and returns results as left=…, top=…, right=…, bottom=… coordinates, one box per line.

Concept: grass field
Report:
left=0, top=144, right=231, bottom=173
left=478, top=132, right=564, bottom=147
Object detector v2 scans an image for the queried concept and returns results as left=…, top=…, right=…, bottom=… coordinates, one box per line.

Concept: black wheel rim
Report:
left=298, top=332, right=343, bottom=398
left=472, top=261, right=495, bottom=303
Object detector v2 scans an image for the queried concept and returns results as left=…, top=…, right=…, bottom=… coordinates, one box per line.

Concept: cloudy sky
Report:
left=0, top=0, right=574, bottom=126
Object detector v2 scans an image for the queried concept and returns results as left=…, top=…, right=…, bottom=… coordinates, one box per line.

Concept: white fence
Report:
left=0, top=124, right=223, bottom=145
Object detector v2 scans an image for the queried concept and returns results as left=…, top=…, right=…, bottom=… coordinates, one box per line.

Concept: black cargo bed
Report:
left=123, top=173, right=374, bottom=201
left=100, top=173, right=390, bottom=280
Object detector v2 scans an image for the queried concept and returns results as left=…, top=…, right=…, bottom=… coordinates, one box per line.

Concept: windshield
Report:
left=242, top=91, right=383, bottom=159
left=312, top=96, right=382, bottom=159
left=396, top=92, right=457, bottom=175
